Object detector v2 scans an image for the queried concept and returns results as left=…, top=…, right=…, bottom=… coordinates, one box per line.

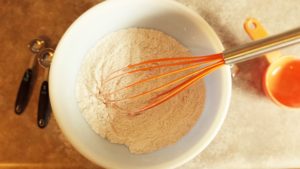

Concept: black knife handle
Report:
left=37, top=81, right=50, bottom=128
left=15, top=69, right=33, bottom=114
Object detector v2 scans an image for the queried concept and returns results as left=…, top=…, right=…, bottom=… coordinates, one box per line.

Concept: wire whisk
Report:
left=101, top=27, right=300, bottom=116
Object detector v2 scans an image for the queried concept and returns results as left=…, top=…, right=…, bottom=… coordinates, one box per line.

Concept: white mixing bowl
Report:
left=49, top=0, right=232, bottom=168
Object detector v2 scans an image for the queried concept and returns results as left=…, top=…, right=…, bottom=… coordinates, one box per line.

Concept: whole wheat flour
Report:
left=76, top=28, right=205, bottom=154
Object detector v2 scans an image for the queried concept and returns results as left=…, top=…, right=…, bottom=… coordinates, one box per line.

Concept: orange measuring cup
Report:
left=244, top=18, right=300, bottom=108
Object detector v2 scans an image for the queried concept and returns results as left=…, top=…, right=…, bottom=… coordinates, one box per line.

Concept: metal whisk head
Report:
left=101, top=54, right=224, bottom=116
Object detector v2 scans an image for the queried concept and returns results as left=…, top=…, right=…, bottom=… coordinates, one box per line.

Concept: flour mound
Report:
left=76, top=28, right=205, bottom=154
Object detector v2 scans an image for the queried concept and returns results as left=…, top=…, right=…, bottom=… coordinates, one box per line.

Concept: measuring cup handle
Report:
left=243, top=18, right=281, bottom=63
left=244, top=18, right=269, bottom=40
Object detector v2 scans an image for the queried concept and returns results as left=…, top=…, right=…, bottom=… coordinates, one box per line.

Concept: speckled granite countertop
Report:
left=1, top=0, right=300, bottom=169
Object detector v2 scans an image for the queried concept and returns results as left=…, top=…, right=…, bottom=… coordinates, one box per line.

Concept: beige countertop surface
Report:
left=1, top=0, right=300, bottom=168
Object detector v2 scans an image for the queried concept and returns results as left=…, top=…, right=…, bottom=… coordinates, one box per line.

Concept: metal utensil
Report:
left=36, top=48, right=54, bottom=128
left=103, top=27, right=300, bottom=115
left=15, top=39, right=46, bottom=114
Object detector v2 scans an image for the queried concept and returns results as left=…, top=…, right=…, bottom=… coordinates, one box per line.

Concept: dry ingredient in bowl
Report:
left=76, top=28, right=205, bottom=154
